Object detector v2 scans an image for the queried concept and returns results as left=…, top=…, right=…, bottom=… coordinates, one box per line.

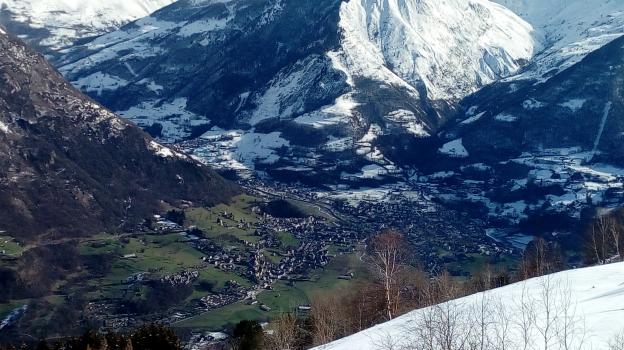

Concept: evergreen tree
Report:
left=131, top=324, right=180, bottom=350
left=232, top=320, right=264, bottom=350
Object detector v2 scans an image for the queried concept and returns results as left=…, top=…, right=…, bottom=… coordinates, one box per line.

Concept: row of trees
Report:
left=268, top=227, right=591, bottom=349
left=257, top=230, right=519, bottom=348
left=372, top=276, right=589, bottom=350
left=585, top=212, right=624, bottom=264
left=0, top=324, right=180, bottom=350
left=265, top=274, right=624, bottom=350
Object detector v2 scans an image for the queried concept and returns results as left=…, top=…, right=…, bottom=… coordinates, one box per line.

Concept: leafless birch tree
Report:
left=368, top=230, right=408, bottom=320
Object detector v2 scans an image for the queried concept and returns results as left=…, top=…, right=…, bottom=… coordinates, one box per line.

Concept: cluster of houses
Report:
left=84, top=301, right=134, bottom=331
left=247, top=241, right=331, bottom=286
left=161, top=270, right=199, bottom=286
left=340, top=196, right=515, bottom=273
left=200, top=290, right=245, bottom=311
left=258, top=213, right=359, bottom=246
left=201, top=250, right=245, bottom=272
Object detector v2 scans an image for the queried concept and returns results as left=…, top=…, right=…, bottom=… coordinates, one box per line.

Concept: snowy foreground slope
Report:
left=0, top=0, right=176, bottom=51
left=316, top=263, right=624, bottom=350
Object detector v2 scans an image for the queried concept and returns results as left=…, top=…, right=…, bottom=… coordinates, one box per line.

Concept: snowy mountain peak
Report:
left=335, top=0, right=536, bottom=101
left=53, top=0, right=624, bottom=182
left=492, top=0, right=624, bottom=82
left=0, top=0, right=177, bottom=51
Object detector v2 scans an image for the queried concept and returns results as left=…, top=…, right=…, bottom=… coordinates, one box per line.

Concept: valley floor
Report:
left=0, top=178, right=517, bottom=344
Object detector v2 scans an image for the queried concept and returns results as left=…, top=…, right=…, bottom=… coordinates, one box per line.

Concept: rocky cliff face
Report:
left=0, top=29, right=237, bottom=241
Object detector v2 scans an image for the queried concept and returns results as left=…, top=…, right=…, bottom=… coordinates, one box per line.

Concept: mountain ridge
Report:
left=52, top=0, right=552, bottom=184
left=0, top=28, right=237, bottom=241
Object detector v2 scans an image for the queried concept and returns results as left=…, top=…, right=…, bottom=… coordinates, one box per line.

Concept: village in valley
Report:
left=0, top=172, right=520, bottom=344
left=8, top=144, right=620, bottom=344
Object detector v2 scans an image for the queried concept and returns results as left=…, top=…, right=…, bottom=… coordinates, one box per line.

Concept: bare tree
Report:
left=407, top=303, right=437, bottom=350
left=491, top=296, right=515, bottom=350
left=372, top=330, right=402, bottom=350
left=404, top=299, right=474, bottom=350
left=426, top=270, right=463, bottom=306
left=434, top=300, right=472, bottom=350
left=514, top=282, right=536, bottom=350
left=265, top=313, right=300, bottom=350
left=367, top=230, right=408, bottom=320
left=520, top=238, right=560, bottom=279
left=346, top=282, right=386, bottom=332
left=534, top=276, right=560, bottom=350
left=554, top=279, right=587, bottom=350
left=609, top=217, right=623, bottom=262
left=311, top=293, right=345, bottom=345
left=609, top=330, right=624, bottom=350
left=468, top=292, right=494, bottom=350
left=470, top=263, right=494, bottom=293
left=588, top=215, right=613, bottom=264
left=395, top=265, right=430, bottom=314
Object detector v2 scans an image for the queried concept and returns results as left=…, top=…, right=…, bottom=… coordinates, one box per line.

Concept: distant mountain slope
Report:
left=334, top=0, right=535, bottom=102
left=492, top=0, right=624, bottom=82
left=59, top=0, right=348, bottom=139
left=316, top=262, right=624, bottom=349
left=57, top=0, right=538, bottom=181
left=0, top=28, right=236, bottom=241
left=447, top=34, right=624, bottom=164
left=0, top=0, right=176, bottom=54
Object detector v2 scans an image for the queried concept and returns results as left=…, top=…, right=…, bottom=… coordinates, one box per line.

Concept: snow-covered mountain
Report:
left=334, top=0, right=535, bottom=101
left=56, top=0, right=547, bottom=180
left=0, top=0, right=176, bottom=53
left=493, top=0, right=624, bottom=82
left=449, top=34, right=624, bottom=163
left=316, top=262, right=624, bottom=349
left=60, top=0, right=624, bottom=191
left=423, top=8, right=624, bottom=235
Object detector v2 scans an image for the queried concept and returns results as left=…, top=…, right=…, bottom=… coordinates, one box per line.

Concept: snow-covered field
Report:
left=119, top=98, right=206, bottom=141
left=317, top=262, right=624, bottom=350
left=439, top=138, right=469, bottom=158
left=191, top=128, right=290, bottom=171
left=420, top=147, right=624, bottom=231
